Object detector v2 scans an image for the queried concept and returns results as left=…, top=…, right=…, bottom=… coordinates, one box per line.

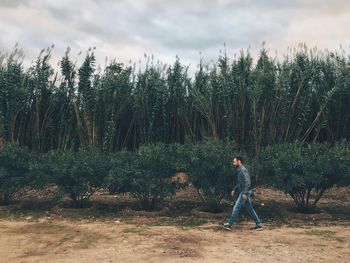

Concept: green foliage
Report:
left=260, top=142, right=350, bottom=212
left=1, top=45, right=350, bottom=153
left=186, top=138, right=237, bottom=212
left=0, top=48, right=26, bottom=144
left=166, top=58, right=191, bottom=144
left=108, top=143, right=178, bottom=211
left=98, top=62, right=133, bottom=151
left=47, top=146, right=109, bottom=208
left=331, top=141, right=350, bottom=186
left=0, top=143, right=32, bottom=205
left=107, top=149, right=138, bottom=194
left=1, top=44, right=350, bottom=213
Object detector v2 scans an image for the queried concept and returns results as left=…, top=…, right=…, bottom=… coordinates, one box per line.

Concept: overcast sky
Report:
left=1, top=0, right=350, bottom=73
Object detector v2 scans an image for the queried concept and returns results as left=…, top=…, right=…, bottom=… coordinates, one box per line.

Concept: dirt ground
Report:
left=1, top=187, right=349, bottom=263
left=1, top=220, right=349, bottom=263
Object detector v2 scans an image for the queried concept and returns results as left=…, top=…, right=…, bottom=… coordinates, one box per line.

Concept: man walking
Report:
left=223, top=156, right=263, bottom=231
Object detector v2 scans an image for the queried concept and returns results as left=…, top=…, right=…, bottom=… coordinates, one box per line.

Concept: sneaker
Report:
left=223, top=223, right=232, bottom=231
left=251, top=225, right=263, bottom=231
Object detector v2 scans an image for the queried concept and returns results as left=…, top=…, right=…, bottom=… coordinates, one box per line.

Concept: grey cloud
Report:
left=40, top=4, right=75, bottom=24
left=1, top=0, right=350, bottom=72
left=14, top=0, right=288, bottom=52
left=0, top=0, right=31, bottom=8
left=123, top=6, right=285, bottom=51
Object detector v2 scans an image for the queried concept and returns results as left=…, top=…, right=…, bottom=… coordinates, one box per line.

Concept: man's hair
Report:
left=234, top=155, right=244, bottom=163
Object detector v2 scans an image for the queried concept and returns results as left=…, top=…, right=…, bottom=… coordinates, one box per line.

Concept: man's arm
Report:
left=231, top=184, right=238, bottom=196
left=241, top=169, right=251, bottom=194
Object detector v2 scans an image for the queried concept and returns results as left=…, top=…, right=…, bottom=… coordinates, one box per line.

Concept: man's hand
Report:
left=231, top=190, right=235, bottom=197
left=242, top=194, right=247, bottom=201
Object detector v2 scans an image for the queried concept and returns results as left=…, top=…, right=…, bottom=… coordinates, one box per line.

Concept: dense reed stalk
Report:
left=0, top=45, right=349, bottom=153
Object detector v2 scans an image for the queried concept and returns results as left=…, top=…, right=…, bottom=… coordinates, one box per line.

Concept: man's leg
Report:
left=245, top=193, right=262, bottom=226
left=227, top=193, right=244, bottom=226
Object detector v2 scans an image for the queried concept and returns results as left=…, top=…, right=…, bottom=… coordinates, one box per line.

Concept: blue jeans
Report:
left=227, top=192, right=261, bottom=225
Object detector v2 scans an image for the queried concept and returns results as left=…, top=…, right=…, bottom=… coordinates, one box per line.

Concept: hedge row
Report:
left=1, top=139, right=349, bottom=212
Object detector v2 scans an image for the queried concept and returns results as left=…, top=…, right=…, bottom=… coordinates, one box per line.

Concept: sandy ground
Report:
left=1, top=186, right=349, bottom=262
left=1, top=219, right=349, bottom=263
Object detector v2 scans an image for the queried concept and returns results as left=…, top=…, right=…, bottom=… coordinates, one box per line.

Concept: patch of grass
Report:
left=34, top=223, right=67, bottom=234
left=146, top=216, right=208, bottom=229
left=0, top=210, right=18, bottom=220
left=304, top=229, right=336, bottom=238
left=321, top=205, right=350, bottom=220
left=122, top=227, right=146, bottom=234
left=121, top=226, right=157, bottom=237
left=7, top=222, right=68, bottom=235
left=77, top=231, right=112, bottom=249
left=0, top=200, right=56, bottom=221
left=211, top=225, right=229, bottom=232
left=305, top=229, right=348, bottom=243
left=122, top=227, right=140, bottom=234
left=336, top=245, right=346, bottom=249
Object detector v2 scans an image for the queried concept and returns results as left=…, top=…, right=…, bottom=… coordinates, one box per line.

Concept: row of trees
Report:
left=1, top=140, right=349, bottom=212
left=1, top=45, right=350, bottom=154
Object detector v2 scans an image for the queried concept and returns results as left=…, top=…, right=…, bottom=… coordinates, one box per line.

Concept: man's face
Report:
left=232, top=158, right=240, bottom=167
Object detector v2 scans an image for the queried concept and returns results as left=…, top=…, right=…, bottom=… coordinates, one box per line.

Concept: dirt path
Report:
left=1, top=219, right=349, bottom=263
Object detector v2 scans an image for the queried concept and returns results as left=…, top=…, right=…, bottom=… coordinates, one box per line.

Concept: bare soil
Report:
left=0, top=187, right=349, bottom=263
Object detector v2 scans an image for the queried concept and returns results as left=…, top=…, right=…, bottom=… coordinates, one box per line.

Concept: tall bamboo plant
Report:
left=0, top=44, right=349, bottom=153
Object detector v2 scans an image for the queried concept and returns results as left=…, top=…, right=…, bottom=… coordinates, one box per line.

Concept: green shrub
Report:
left=107, top=149, right=138, bottom=194
left=0, top=143, right=33, bottom=205
left=333, top=140, right=350, bottom=186
left=48, top=146, right=109, bottom=208
left=108, top=143, right=178, bottom=211
left=186, top=138, right=237, bottom=212
left=261, top=142, right=350, bottom=212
